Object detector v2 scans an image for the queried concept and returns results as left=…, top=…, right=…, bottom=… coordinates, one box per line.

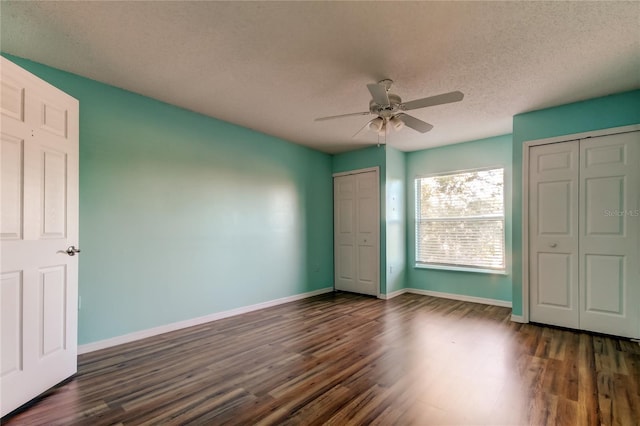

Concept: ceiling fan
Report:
left=315, top=79, right=464, bottom=138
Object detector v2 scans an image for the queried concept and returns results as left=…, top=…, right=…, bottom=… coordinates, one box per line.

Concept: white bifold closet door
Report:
left=529, top=131, right=639, bottom=338
left=334, top=170, right=379, bottom=296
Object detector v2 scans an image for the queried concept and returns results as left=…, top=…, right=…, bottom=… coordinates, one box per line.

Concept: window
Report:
left=415, top=167, right=505, bottom=273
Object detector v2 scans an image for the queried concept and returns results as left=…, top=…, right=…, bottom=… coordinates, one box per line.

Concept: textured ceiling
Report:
left=1, top=1, right=639, bottom=153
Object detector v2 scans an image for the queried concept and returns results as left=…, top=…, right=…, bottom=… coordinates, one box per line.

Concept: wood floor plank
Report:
left=3, top=292, right=639, bottom=425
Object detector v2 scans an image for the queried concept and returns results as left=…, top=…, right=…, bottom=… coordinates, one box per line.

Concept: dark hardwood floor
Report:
left=4, top=292, right=640, bottom=425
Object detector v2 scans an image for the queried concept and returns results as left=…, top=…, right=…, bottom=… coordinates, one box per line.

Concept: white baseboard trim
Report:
left=378, top=289, right=408, bottom=300
left=78, top=287, right=334, bottom=355
left=406, top=288, right=512, bottom=308
left=510, top=315, right=527, bottom=323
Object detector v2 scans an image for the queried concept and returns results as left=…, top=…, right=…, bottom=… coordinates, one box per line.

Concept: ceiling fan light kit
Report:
left=389, top=115, right=405, bottom=131
left=368, top=117, right=384, bottom=133
left=315, top=79, right=464, bottom=141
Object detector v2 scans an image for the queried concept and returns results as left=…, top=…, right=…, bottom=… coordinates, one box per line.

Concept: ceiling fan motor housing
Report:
left=370, top=93, right=402, bottom=118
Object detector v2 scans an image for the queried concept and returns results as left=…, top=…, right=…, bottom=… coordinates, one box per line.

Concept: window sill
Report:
left=415, top=264, right=508, bottom=275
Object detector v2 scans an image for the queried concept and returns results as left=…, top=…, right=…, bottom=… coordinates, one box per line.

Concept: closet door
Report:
left=529, top=141, right=580, bottom=328
left=579, top=132, right=639, bottom=338
left=334, top=170, right=379, bottom=296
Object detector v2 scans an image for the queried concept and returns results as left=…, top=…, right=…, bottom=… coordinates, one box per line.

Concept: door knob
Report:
left=66, top=246, right=81, bottom=256
left=549, top=243, right=557, bottom=248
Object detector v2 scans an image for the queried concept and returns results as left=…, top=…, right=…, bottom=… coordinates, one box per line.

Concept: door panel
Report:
left=334, top=170, right=379, bottom=296
left=585, top=177, right=624, bottom=235
left=579, top=132, right=639, bottom=338
left=537, top=181, right=572, bottom=234
left=0, top=134, right=23, bottom=239
left=339, top=199, right=353, bottom=233
left=40, top=265, right=67, bottom=356
left=358, top=245, right=375, bottom=283
left=584, top=255, right=624, bottom=314
left=40, top=102, right=68, bottom=138
left=41, top=149, right=68, bottom=237
left=529, top=141, right=579, bottom=328
left=0, top=79, right=25, bottom=121
left=1, top=272, right=23, bottom=377
left=338, top=245, right=354, bottom=281
left=536, top=253, right=572, bottom=308
left=1, top=57, right=79, bottom=417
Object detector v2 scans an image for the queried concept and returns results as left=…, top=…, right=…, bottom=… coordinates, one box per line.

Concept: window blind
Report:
left=415, top=168, right=505, bottom=271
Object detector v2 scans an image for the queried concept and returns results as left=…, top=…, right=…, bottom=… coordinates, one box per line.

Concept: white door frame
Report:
left=333, top=166, right=380, bottom=297
left=521, top=124, right=640, bottom=323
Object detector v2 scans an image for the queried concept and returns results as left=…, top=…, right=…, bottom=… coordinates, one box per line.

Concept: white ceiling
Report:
left=1, top=1, right=639, bottom=154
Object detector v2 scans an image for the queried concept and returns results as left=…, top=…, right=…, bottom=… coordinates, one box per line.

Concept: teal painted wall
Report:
left=385, top=147, right=406, bottom=294
left=4, top=54, right=334, bottom=344
left=332, top=145, right=386, bottom=176
left=406, top=135, right=513, bottom=302
left=332, top=145, right=387, bottom=293
left=511, top=90, right=640, bottom=315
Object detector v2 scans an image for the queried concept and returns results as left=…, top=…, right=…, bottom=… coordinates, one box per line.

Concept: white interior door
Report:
left=334, top=170, right=379, bottom=296
left=578, top=132, right=639, bottom=338
left=529, top=141, right=580, bottom=329
left=1, top=57, right=79, bottom=416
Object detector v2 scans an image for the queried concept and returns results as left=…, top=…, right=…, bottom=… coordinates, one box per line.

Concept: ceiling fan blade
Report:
left=396, top=113, right=434, bottom=133
left=401, top=91, right=464, bottom=111
left=314, top=111, right=370, bottom=122
left=367, top=83, right=390, bottom=107
left=352, top=119, right=374, bottom=139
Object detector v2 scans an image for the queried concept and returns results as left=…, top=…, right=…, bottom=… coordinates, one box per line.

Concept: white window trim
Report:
left=415, top=165, right=506, bottom=273
left=415, top=263, right=508, bottom=275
